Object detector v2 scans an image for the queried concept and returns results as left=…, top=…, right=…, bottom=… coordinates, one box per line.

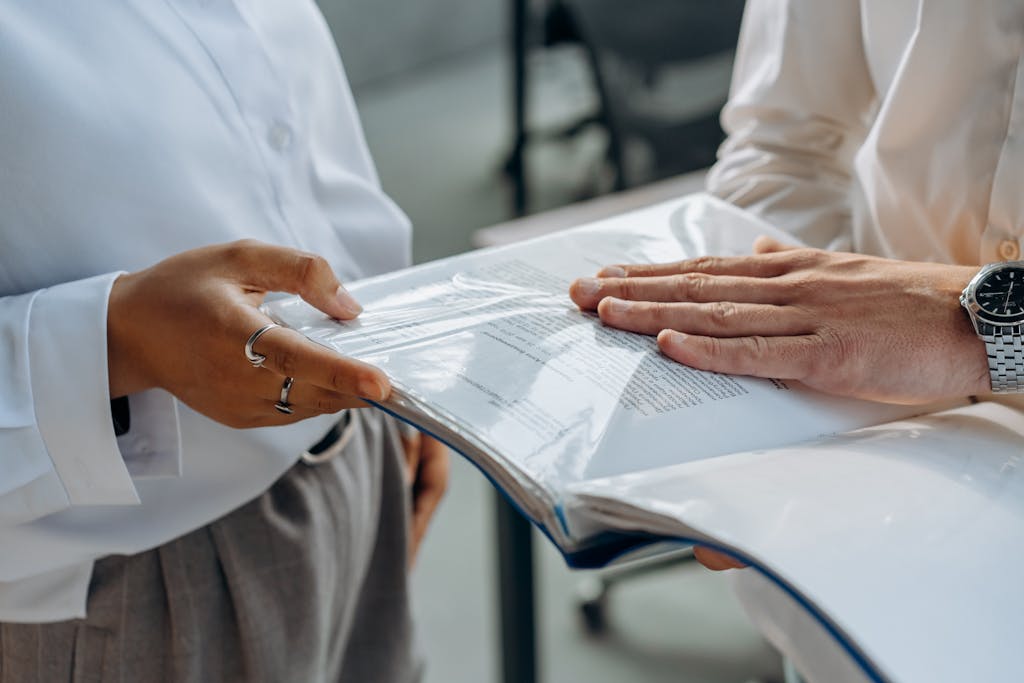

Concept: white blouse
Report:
left=0, top=0, right=410, bottom=621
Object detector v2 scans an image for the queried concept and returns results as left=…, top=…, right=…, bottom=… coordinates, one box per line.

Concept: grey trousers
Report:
left=0, top=411, right=421, bottom=683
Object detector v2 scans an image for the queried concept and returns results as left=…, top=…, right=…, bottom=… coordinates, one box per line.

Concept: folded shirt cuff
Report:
left=28, top=273, right=180, bottom=505
left=118, top=389, right=182, bottom=479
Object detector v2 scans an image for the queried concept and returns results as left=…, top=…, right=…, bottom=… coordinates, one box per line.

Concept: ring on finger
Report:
left=274, top=376, right=295, bottom=415
left=244, top=323, right=280, bottom=368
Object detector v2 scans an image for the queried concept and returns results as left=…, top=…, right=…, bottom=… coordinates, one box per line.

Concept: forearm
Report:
left=708, top=0, right=876, bottom=249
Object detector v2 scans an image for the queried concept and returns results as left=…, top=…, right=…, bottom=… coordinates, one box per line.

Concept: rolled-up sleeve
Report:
left=707, top=0, right=877, bottom=250
left=0, top=272, right=181, bottom=525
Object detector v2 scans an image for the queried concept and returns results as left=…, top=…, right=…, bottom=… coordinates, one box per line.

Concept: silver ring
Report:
left=280, top=376, right=294, bottom=404
left=244, top=323, right=280, bottom=368
left=274, top=377, right=295, bottom=415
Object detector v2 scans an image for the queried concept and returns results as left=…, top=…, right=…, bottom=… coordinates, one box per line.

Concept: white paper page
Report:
left=266, top=195, right=931, bottom=536
left=570, top=400, right=1024, bottom=683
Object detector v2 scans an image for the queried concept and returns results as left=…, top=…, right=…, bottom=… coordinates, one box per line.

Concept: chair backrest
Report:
left=560, top=0, right=745, bottom=73
left=549, top=0, right=747, bottom=185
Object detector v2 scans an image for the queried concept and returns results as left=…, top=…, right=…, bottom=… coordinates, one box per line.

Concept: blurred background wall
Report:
left=318, top=0, right=505, bottom=88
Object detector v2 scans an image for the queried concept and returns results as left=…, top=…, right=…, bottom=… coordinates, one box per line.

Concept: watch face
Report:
left=976, top=266, right=1024, bottom=319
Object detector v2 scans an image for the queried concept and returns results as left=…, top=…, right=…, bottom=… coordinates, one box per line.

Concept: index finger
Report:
left=595, top=250, right=797, bottom=280
left=250, top=322, right=391, bottom=401
left=569, top=273, right=789, bottom=310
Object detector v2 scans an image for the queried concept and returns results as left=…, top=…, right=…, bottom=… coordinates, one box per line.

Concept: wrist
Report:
left=959, top=261, right=1024, bottom=395
left=107, top=272, right=156, bottom=398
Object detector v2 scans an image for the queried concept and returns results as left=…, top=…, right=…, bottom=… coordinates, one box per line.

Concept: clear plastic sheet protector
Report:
left=265, top=193, right=1021, bottom=683
left=266, top=194, right=922, bottom=551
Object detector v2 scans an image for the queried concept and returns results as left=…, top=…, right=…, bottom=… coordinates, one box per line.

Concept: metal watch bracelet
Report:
left=979, top=322, right=1024, bottom=393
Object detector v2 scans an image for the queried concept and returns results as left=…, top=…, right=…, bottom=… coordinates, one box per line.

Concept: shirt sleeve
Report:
left=706, top=0, right=877, bottom=250
left=0, top=272, right=181, bottom=525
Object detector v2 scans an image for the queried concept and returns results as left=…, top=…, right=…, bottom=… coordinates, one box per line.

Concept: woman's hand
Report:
left=401, top=430, right=450, bottom=567
left=570, top=237, right=989, bottom=404
left=107, top=240, right=391, bottom=428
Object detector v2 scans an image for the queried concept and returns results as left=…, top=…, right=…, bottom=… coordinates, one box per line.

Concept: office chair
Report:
left=542, top=0, right=745, bottom=191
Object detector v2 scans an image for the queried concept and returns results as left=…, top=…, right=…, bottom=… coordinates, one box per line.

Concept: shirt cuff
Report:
left=117, top=389, right=182, bottom=479
left=27, top=273, right=179, bottom=504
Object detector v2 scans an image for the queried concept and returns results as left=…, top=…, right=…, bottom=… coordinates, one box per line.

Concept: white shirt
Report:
left=709, top=0, right=1024, bottom=267
left=0, top=1, right=410, bottom=622
left=708, top=1, right=1024, bottom=681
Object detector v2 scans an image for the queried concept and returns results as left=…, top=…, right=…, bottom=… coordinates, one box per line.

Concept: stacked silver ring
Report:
left=244, top=323, right=280, bottom=368
left=275, top=377, right=295, bottom=415
left=244, top=323, right=296, bottom=415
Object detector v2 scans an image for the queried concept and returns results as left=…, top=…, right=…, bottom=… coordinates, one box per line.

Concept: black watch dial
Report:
left=976, top=266, right=1024, bottom=319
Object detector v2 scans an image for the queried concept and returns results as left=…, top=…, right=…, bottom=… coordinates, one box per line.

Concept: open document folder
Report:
left=265, top=194, right=1024, bottom=683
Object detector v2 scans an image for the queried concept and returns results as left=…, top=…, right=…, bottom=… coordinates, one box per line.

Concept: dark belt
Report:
left=301, top=410, right=356, bottom=466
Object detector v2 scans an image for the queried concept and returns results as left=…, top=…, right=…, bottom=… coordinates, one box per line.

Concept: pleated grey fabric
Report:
left=0, top=410, right=420, bottom=683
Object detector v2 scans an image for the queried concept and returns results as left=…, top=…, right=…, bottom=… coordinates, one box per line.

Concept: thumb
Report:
left=226, top=240, right=363, bottom=320
left=752, top=235, right=798, bottom=255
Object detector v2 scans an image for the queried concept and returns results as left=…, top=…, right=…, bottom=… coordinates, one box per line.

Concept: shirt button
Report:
left=998, top=239, right=1020, bottom=261
left=267, top=121, right=293, bottom=152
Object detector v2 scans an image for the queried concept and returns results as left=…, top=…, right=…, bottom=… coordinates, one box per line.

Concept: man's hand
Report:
left=570, top=237, right=989, bottom=404
left=401, top=430, right=450, bottom=567
left=107, top=240, right=391, bottom=428
left=693, top=547, right=746, bottom=571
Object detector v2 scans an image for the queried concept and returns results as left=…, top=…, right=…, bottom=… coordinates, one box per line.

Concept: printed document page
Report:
left=267, top=195, right=926, bottom=527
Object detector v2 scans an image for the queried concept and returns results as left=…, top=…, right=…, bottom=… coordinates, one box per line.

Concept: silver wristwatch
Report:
left=961, top=260, right=1024, bottom=393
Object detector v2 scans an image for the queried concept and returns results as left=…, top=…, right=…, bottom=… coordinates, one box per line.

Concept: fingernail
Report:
left=335, top=285, right=363, bottom=317
left=659, top=330, right=687, bottom=349
left=358, top=376, right=389, bottom=401
left=598, top=266, right=626, bottom=277
left=575, top=278, right=602, bottom=297
left=601, top=297, right=632, bottom=315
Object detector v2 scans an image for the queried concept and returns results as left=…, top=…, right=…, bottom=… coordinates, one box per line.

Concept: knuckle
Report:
left=690, top=255, right=719, bottom=272
left=788, top=247, right=825, bottom=269
left=328, top=365, right=354, bottom=394
left=269, top=349, right=297, bottom=377
left=704, top=335, right=724, bottom=359
left=222, top=239, right=260, bottom=264
left=670, top=275, right=689, bottom=297
left=731, top=336, right=769, bottom=375
left=788, top=276, right=817, bottom=295
left=795, top=332, right=832, bottom=381
left=746, top=335, right=770, bottom=357
left=672, top=273, right=707, bottom=300
left=649, top=301, right=671, bottom=323
left=817, top=325, right=851, bottom=359
left=811, top=327, right=862, bottom=390
left=617, top=277, right=640, bottom=300
left=839, top=254, right=877, bottom=275
left=708, top=301, right=737, bottom=327
left=294, top=252, right=328, bottom=285
left=315, top=396, right=341, bottom=414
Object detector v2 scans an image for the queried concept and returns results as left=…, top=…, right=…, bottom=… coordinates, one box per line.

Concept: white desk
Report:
left=474, top=171, right=708, bottom=248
